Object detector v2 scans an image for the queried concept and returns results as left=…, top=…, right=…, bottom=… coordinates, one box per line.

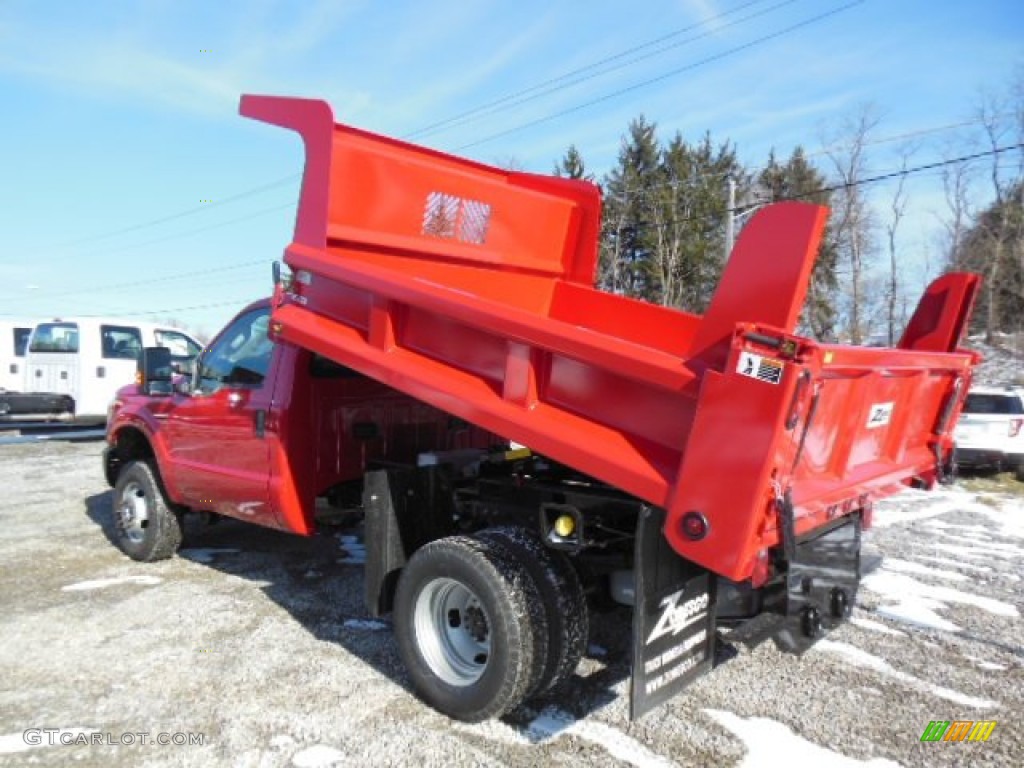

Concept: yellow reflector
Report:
left=135, top=372, right=143, bottom=385
left=554, top=515, right=575, bottom=538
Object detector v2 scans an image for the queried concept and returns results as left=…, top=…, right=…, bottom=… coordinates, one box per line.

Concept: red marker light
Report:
left=681, top=511, right=709, bottom=541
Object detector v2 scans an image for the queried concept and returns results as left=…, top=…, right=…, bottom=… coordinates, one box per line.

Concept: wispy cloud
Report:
left=681, top=0, right=724, bottom=31
left=0, top=2, right=370, bottom=118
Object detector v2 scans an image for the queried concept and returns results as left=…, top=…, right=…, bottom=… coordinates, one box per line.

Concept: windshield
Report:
left=29, top=323, right=80, bottom=353
left=963, top=393, right=1024, bottom=415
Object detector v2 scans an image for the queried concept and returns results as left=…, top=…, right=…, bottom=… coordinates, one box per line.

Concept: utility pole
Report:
left=725, top=177, right=736, bottom=255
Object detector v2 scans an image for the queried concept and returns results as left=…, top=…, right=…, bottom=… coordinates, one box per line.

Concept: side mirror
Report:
left=137, top=347, right=173, bottom=396
left=272, top=260, right=293, bottom=291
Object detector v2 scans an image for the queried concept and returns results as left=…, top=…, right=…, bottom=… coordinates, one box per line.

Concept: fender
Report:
left=106, top=400, right=184, bottom=503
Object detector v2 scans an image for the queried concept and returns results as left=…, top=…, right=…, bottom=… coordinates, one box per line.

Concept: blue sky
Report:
left=0, top=0, right=1021, bottom=337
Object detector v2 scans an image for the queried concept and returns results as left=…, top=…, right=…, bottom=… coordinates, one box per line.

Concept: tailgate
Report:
left=787, top=345, right=969, bottom=525
left=663, top=274, right=978, bottom=583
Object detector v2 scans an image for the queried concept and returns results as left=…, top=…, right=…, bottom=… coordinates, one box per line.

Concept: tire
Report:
left=938, top=445, right=958, bottom=486
left=477, top=526, right=588, bottom=696
left=393, top=535, right=543, bottom=722
left=111, top=461, right=183, bottom=562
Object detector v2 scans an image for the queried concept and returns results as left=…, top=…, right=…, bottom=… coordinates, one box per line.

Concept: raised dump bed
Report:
left=241, top=95, right=978, bottom=584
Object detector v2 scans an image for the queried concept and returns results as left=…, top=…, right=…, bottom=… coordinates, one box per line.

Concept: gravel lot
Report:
left=0, top=440, right=1021, bottom=767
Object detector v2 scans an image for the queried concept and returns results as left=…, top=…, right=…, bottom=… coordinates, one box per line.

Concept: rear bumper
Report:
left=955, top=447, right=1021, bottom=470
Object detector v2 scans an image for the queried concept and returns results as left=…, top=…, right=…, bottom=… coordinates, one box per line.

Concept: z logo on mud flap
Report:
left=866, top=402, right=894, bottom=429
left=647, top=590, right=710, bottom=645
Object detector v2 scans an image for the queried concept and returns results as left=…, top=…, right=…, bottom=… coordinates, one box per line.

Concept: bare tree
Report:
left=884, top=147, right=913, bottom=344
left=976, top=83, right=1024, bottom=341
left=938, top=154, right=975, bottom=272
left=823, top=106, right=881, bottom=344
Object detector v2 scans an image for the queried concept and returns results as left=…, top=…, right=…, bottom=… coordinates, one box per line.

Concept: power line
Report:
left=47, top=175, right=299, bottom=251
left=737, top=142, right=1024, bottom=212
left=407, top=0, right=799, bottom=141
left=19, top=0, right=816, bottom=255
left=0, top=300, right=244, bottom=318
left=1, top=260, right=267, bottom=303
left=3, top=200, right=296, bottom=282
left=454, top=1, right=865, bottom=151
left=77, top=201, right=295, bottom=260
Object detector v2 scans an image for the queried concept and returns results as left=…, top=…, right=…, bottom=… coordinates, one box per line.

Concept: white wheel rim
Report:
left=117, top=480, right=149, bottom=543
left=413, top=577, right=491, bottom=686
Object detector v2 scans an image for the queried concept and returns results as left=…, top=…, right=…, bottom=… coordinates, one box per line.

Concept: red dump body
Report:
left=242, top=95, right=979, bottom=583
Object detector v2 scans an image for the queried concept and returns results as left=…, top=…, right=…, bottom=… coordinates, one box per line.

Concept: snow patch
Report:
left=337, top=535, right=366, bottom=565
left=924, top=542, right=989, bottom=559
left=849, top=617, right=907, bottom=637
left=964, top=654, right=1007, bottom=671
left=879, top=558, right=967, bottom=582
left=184, top=548, right=241, bottom=563
left=524, top=708, right=674, bottom=768
left=62, top=575, right=162, bottom=592
left=971, top=500, right=1024, bottom=539
left=0, top=728, right=98, bottom=754
left=291, top=744, right=347, bottom=767
left=910, top=555, right=991, bottom=574
left=342, top=619, right=388, bottom=631
left=863, top=570, right=1019, bottom=628
left=815, top=640, right=997, bottom=709
left=704, top=710, right=899, bottom=767
left=870, top=498, right=962, bottom=529
left=934, top=532, right=1022, bottom=558
left=875, top=602, right=960, bottom=632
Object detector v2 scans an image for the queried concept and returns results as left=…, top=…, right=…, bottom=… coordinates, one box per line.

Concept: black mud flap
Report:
left=363, top=465, right=456, bottom=617
left=630, top=507, right=717, bottom=720
left=771, top=515, right=861, bottom=654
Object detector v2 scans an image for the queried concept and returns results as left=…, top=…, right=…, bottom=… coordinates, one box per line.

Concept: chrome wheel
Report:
left=414, top=577, right=491, bottom=686
left=117, top=480, right=149, bottom=544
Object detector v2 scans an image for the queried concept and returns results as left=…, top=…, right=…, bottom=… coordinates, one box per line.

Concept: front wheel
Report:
left=111, top=461, right=183, bottom=562
left=392, top=536, right=542, bottom=722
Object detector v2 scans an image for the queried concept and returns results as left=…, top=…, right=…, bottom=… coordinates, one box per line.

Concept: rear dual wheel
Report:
left=393, top=528, right=587, bottom=722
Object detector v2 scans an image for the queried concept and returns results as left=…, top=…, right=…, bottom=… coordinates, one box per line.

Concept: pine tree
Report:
left=553, top=145, right=592, bottom=181
left=759, top=147, right=839, bottom=340
left=600, top=116, right=661, bottom=299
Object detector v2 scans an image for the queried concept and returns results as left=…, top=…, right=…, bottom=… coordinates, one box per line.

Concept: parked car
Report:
left=953, top=386, right=1024, bottom=473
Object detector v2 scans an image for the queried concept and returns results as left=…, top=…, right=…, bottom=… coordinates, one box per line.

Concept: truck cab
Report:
left=106, top=299, right=492, bottom=537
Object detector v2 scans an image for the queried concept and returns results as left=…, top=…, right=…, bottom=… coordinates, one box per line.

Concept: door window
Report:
left=13, top=327, right=31, bottom=357
left=196, top=308, right=273, bottom=394
left=100, top=325, right=143, bottom=360
left=155, top=329, right=202, bottom=359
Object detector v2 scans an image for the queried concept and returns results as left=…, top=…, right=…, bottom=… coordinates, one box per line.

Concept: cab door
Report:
left=164, top=306, right=278, bottom=527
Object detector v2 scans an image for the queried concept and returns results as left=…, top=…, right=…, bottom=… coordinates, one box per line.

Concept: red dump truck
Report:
left=103, top=95, right=980, bottom=722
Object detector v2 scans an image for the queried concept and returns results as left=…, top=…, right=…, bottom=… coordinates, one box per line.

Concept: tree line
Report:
left=553, top=72, right=1023, bottom=344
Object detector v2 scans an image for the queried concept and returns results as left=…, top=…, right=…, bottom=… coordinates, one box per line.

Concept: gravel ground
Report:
left=0, top=440, right=1020, bottom=767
